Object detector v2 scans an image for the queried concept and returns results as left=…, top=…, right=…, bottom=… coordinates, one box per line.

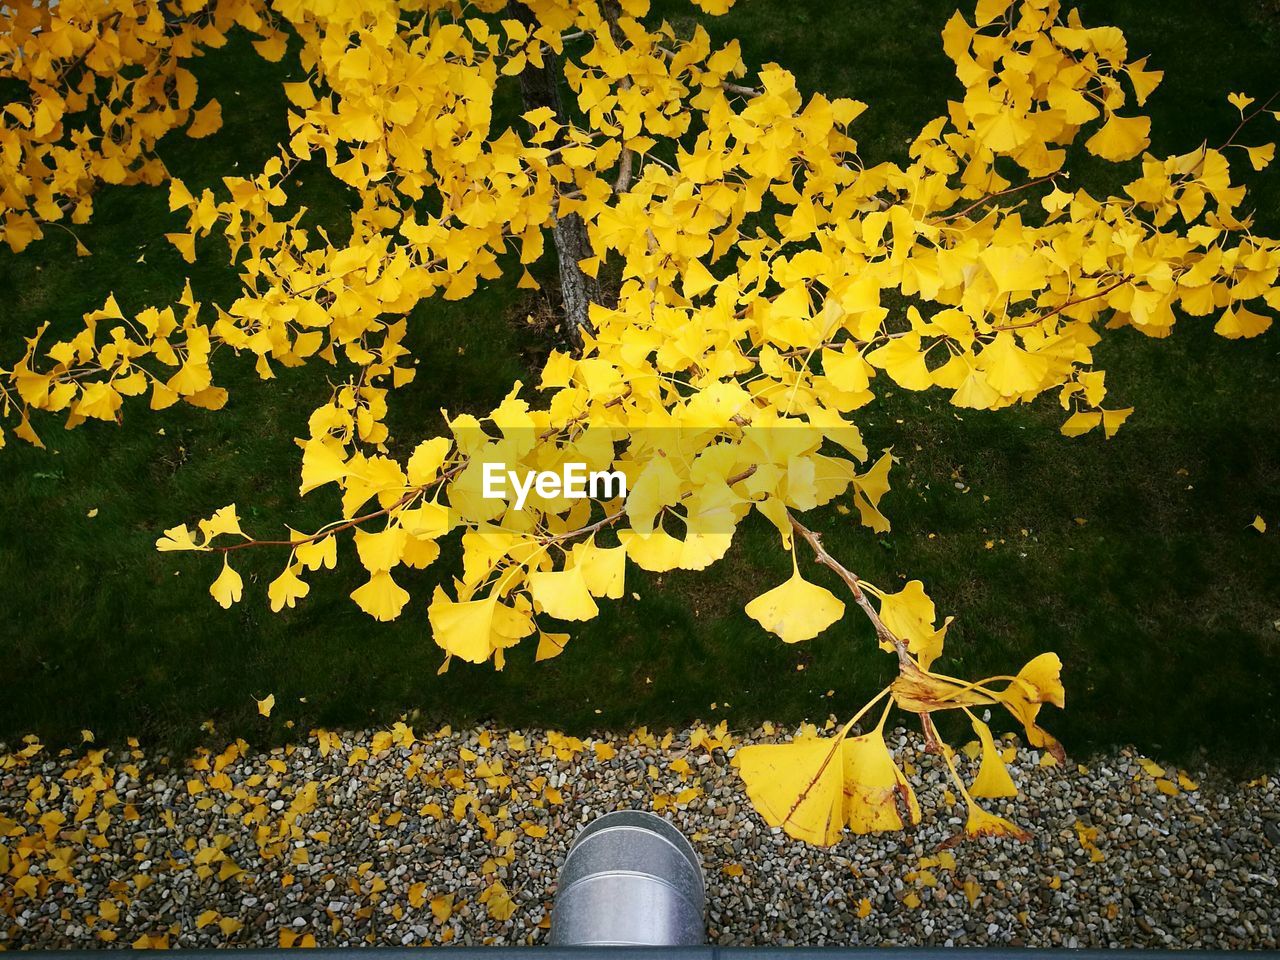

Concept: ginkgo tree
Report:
left=2, top=0, right=1277, bottom=846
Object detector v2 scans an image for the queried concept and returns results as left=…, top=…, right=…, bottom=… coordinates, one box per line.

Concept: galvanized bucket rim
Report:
left=567, top=809, right=703, bottom=883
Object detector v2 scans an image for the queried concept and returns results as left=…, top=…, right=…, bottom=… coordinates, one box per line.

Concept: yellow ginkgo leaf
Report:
left=875, top=579, right=951, bottom=669
left=268, top=564, right=310, bottom=612
left=734, top=733, right=847, bottom=845
left=255, top=694, right=275, bottom=717
left=618, top=525, right=685, bottom=572
left=1215, top=305, right=1272, bottom=340
left=251, top=32, right=286, bottom=63
left=963, top=878, right=982, bottom=905
left=1061, top=411, right=1102, bottom=437
left=1125, top=57, right=1163, bottom=105
left=527, top=565, right=599, bottom=621
left=1244, top=142, right=1275, bottom=172
left=295, top=535, right=337, bottom=571
left=865, top=334, right=931, bottom=390
left=481, top=881, right=517, bottom=921
left=744, top=556, right=845, bottom=644
left=964, top=800, right=1030, bottom=841
left=430, top=893, right=454, bottom=924
left=1251, top=515, right=1267, bottom=533
left=1084, top=113, right=1150, bottom=162
left=209, top=559, right=243, bottom=609
left=625, top=456, right=683, bottom=534
left=1100, top=407, right=1133, bottom=439
left=428, top=587, right=498, bottom=663
left=198, top=504, right=242, bottom=543
left=1009, top=652, right=1066, bottom=707
left=299, top=438, right=349, bottom=495
left=350, top=571, right=410, bottom=622
left=967, top=715, right=1018, bottom=799
left=157, top=524, right=202, bottom=552
left=1138, top=757, right=1166, bottom=778
left=978, top=332, right=1050, bottom=396
left=535, top=629, right=570, bottom=662
left=354, top=526, right=408, bottom=574
left=843, top=726, right=918, bottom=834
left=407, top=437, right=452, bottom=485
left=187, top=100, right=223, bottom=139
left=994, top=653, right=1066, bottom=762
left=573, top=539, right=626, bottom=599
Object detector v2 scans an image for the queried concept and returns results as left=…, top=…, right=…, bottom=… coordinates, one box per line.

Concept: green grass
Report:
left=1, top=1, right=1278, bottom=771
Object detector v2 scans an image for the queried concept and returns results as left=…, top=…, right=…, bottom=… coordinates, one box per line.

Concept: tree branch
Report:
left=787, top=512, right=909, bottom=668
left=991, top=274, right=1132, bottom=331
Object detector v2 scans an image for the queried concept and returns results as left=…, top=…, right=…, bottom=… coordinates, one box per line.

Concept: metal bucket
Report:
left=550, top=809, right=706, bottom=946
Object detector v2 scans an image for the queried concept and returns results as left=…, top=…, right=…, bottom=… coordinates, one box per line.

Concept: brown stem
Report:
left=991, top=274, right=1132, bottom=331
left=933, top=173, right=1060, bottom=224
left=1220, top=89, right=1280, bottom=152
left=211, top=461, right=468, bottom=553
left=789, top=512, right=951, bottom=754
left=787, top=512, right=909, bottom=668
left=538, top=510, right=624, bottom=545
left=917, top=712, right=942, bottom=754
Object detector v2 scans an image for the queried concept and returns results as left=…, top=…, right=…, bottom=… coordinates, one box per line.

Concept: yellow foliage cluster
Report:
left=0, top=0, right=289, bottom=254
left=1, top=0, right=1276, bottom=844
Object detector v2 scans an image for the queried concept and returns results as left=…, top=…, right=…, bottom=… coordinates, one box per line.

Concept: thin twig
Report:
left=933, top=173, right=1061, bottom=223
left=991, top=275, right=1132, bottom=331
left=787, top=512, right=909, bottom=668
left=211, top=461, right=468, bottom=553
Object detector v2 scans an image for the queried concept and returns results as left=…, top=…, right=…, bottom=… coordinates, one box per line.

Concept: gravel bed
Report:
left=1, top=721, right=1277, bottom=949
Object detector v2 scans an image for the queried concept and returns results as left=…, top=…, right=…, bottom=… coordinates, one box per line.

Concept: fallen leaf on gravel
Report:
left=1074, top=821, right=1105, bottom=862
left=964, top=879, right=982, bottom=906
left=1138, top=758, right=1165, bottom=778
left=480, top=882, right=515, bottom=921
left=431, top=893, right=454, bottom=923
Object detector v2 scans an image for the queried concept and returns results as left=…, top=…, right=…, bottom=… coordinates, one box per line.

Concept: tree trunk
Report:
left=508, top=1, right=600, bottom=340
